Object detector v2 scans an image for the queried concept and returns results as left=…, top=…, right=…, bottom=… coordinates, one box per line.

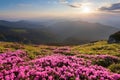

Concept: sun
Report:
left=81, top=6, right=92, bottom=13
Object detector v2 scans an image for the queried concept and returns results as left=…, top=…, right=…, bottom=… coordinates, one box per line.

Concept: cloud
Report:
left=59, top=0, right=81, bottom=8
left=99, top=3, right=120, bottom=11
left=67, top=3, right=81, bottom=8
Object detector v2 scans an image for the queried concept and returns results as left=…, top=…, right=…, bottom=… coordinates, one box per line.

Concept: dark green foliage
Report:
left=109, top=64, right=120, bottom=74
left=110, top=31, right=120, bottom=41
left=108, top=31, right=120, bottom=43
left=93, top=59, right=113, bottom=67
left=93, top=57, right=120, bottom=67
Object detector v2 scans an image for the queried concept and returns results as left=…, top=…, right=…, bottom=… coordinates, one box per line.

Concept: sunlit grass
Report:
left=72, top=41, right=120, bottom=56
left=0, top=40, right=120, bottom=58
left=0, top=42, right=53, bottom=59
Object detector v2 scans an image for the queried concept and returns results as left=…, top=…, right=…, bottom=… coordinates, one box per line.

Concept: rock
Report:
left=108, top=31, right=120, bottom=43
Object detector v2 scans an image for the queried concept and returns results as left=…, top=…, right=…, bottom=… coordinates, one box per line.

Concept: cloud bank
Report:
left=100, top=3, right=120, bottom=12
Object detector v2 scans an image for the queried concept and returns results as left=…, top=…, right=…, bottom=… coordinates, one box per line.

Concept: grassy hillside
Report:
left=72, top=41, right=120, bottom=57
left=0, top=42, right=54, bottom=59
left=0, top=40, right=120, bottom=58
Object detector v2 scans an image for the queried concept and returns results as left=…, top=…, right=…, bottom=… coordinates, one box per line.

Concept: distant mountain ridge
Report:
left=0, top=20, right=119, bottom=45
left=0, top=20, right=45, bottom=28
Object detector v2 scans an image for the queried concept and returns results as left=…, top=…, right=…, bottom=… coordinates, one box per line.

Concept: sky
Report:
left=0, top=0, right=120, bottom=26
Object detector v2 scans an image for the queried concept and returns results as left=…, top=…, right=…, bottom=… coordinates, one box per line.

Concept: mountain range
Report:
left=0, top=20, right=119, bottom=45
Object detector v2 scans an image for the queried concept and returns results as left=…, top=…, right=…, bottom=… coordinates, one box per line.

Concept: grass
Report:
left=0, top=41, right=54, bottom=59
left=0, top=40, right=120, bottom=58
left=72, top=40, right=120, bottom=57
left=11, top=29, right=27, bottom=33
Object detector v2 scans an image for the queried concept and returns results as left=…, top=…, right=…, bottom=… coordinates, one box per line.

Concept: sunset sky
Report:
left=0, top=0, right=120, bottom=21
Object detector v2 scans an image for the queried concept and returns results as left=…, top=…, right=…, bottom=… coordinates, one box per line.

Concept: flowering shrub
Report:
left=0, top=50, right=120, bottom=80
left=53, top=47, right=75, bottom=55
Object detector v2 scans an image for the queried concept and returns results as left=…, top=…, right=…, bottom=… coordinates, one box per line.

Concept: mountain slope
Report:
left=0, top=24, right=55, bottom=44
left=49, top=21, right=119, bottom=44
left=0, top=20, right=119, bottom=45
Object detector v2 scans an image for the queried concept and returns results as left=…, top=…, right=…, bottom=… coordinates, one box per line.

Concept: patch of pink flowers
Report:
left=0, top=50, right=120, bottom=80
left=53, top=47, right=71, bottom=54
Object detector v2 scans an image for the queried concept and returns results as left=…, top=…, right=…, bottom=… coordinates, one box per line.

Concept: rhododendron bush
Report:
left=0, top=50, right=120, bottom=80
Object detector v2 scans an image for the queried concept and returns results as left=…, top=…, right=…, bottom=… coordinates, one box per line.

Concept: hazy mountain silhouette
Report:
left=0, top=20, right=45, bottom=28
left=48, top=20, right=119, bottom=44
left=0, top=20, right=119, bottom=45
